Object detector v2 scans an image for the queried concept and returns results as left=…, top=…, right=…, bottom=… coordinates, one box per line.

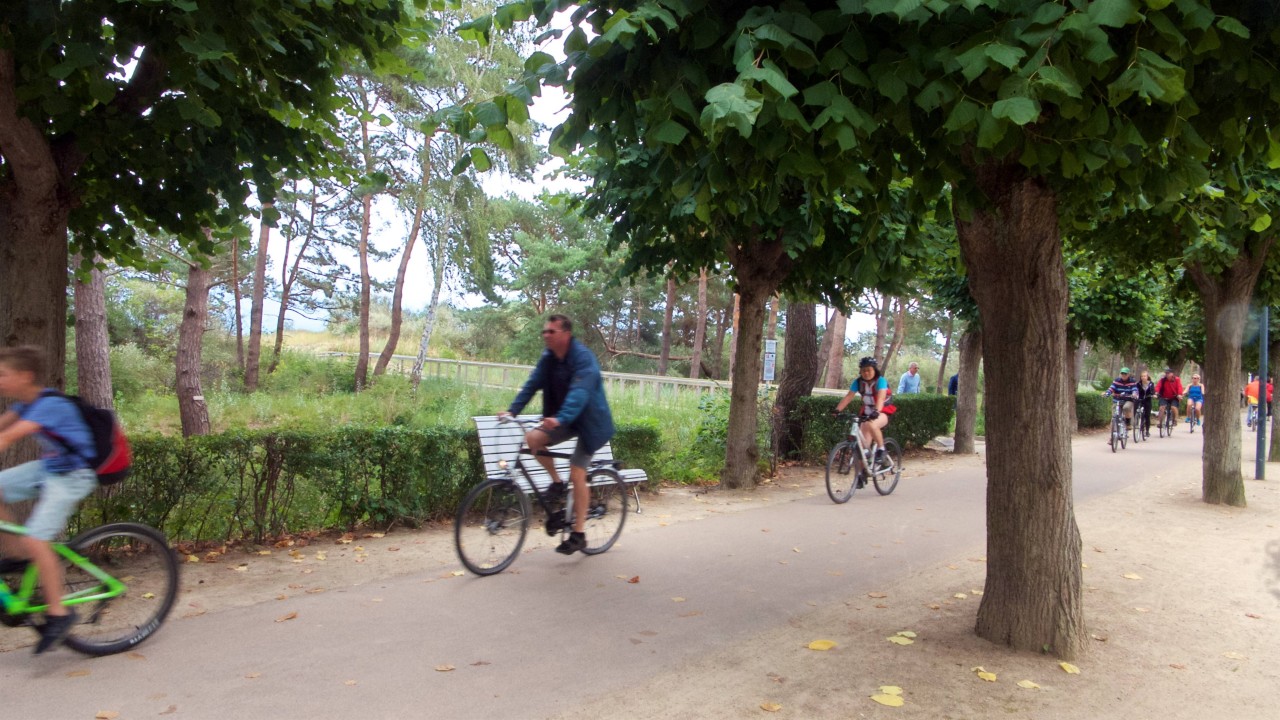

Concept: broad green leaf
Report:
left=991, top=97, right=1040, bottom=125
left=1216, top=16, right=1250, bottom=39
left=648, top=118, right=689, bottom=145
left=1143, top=0, right=1173, bottom=9
left=877, top=72, right=908, bottom=103
left=1035, top=66, right=1083, bottom=98
left=1087, top=0, right=1138, bottom=28
left=984, top=43, right=1025, bottom=70
left=470, top=147, right=492, bottom=173
left=1252, top=214, right=1272, bottom=233
left=742, top=64, right=800, bottom=99
left=977, top=112, right=1004, bottom=148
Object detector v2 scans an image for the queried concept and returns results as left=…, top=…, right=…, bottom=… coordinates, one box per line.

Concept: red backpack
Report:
left=35, top=390, right=132, bottom=485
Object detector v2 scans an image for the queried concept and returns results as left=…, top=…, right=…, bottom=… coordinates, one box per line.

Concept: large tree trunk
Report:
left=721, top=236, right=792, bottom=489
left=177, top=260, right=212, bottom=437
left=244, top=208, right=271, bottom=392
left=374, top=204, right=422, bottom=377
left=936, top=314, right=954, bottom=393
left=823, top=310, right=847, bottom=389
left=354, top=191, right=373, bottom=392
left=727, top=293, right=740, bottom=378
left=73, top=256, right=114, bottom=409
left=658, top=276, right=676, bottom=376
left=774, top=301, right=819, bottom=458
left=690, top=268, right=708, bottom=379
left=956, top=164, right=1083, bottom=660
left=954, top=327, right=982, bottom=454
left=1187, top=242, right=1272, bottom=506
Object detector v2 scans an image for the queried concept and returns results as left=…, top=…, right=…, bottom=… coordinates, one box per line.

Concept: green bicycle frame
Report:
left=0, top=520, right=126, bottom=617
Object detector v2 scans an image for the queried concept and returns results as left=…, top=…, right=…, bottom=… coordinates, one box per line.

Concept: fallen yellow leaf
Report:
left=435, top=664, right=455, bottom=672
left=344, top=680, right=358, bottom=686
left=1223, top=651, right=1247, bottom=660
left=867, top=592, right=888, bottom=599
left=672, top=597, right=686, bottom=602
left=1123, top=573, right=1143, bottom=580
left=954, top=593, right=967, bottom=599
left=887, top=636, right=914, bottom=645
left=870, top=694, right=905, bottom=707
left=977, top=671, right=997, bottom=682
left=879, top=686, right=903, bottom=696
left=315, top=552, right=327, bottom=561
left=66, top=669, right=91, bottom=678
left=233, top=566, right=248, bottom=572
left=760, top=702, right=782, bottom=712
left=896, top=631, right=917, bottom=638
left=275, top=612, right=298, bottom=623
left=257, top=550, right=272, bottom=555
left=142, top=592, right=156, bottom=599
left=1017, top=680, right=1040, bottom=689
left=244, top=672, right=261, bottom=679
left=792, top=547, right=801, bottom=553
left=95, top=712, right=120, bottom=720
left=1060, top=662, right=1081, bottom=674
left=450, top=570, right=465, bottom=577
left=807, top=639, right=837, bottom=651
left=185, top=555, right=199, bottom=563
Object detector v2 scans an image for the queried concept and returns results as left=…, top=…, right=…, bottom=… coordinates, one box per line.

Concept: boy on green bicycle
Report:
left=0, top=346, right=97, bottom=653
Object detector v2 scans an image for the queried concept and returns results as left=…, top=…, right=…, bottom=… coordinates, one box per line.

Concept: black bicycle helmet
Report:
left=859, top=356, right=878, bottom=369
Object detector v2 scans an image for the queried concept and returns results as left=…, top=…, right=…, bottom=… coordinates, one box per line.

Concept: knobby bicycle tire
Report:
left=825, top=441, right=858, bottom=503
left=62, top=522, right=179, bottom=657
left=873, top=439, right=902, bottom=496
left=580, top=469, right=628, bottom=555
left=454, top=478, right=530, bottom=576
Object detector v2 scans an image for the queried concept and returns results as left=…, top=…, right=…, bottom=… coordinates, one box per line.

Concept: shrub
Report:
left=612, top=420, right=662, bottom=486
left=790, top=392, right=955, bottom=462
left=1076, top=391, right=1111, bottom=428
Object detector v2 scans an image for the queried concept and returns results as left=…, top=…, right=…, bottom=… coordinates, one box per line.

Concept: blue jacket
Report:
left=509, top=338, right=615, bottom=453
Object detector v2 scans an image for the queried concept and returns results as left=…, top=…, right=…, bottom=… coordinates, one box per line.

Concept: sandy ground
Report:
left=5, top=440, right=1278, bottom=719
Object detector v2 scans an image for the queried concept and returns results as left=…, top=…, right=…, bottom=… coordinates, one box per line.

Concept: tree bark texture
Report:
left=374, top=204, right=422, bottom=377
left=727, top=293, right=740, bottom=379
left=177, top=261, right=212, bottom=437
left=955, top=164, right=1083, bottom=659
left=658, top=276, right=676, bottom=376
left=774, top=301, right=819, bottom=458
left=73, top=256, right=114, bottom=409
left=823, top=310, right=847, bottom=389
left=721, top=237, right=792, bottom=489
left=690, top=268, right=708, bottom=379
left=244, top=210, right=271, bottom=392
left=409, top=241, right=448, bottom=387
left=953, top=327, right=982, bottom=455
left=1187, top=242, right=1273, bottom=507
left=270, top=187, right=320, bottom=375
left=766, top=294, right=779, bottom=340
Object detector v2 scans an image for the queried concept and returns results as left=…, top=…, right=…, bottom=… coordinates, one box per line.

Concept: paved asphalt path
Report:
left=4, top=424, right=1211, bottom=719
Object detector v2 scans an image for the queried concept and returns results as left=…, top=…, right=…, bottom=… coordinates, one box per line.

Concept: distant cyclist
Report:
left=1155, top=367, right=1184, bottom=427
left=1186, top=374, right=1204, bottom=427
left=834, top=357, right=894, bottom=469
left=1136, top=371, right=1156, bottom=434
left=1104, top=367, right=1140, bottom=431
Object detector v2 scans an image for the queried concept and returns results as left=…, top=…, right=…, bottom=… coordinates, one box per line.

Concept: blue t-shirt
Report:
left=12, top=391, right=93, bottom=473
left=1187, top=384, right=1204, bottom=402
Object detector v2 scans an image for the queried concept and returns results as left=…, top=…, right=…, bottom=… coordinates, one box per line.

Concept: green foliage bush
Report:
left=612, top=420, right=661, bottom=486
left=791, top=393, right=955, bottom=462
left=1076, top=391, right=1111, bottom=429
left=261, top=350, right=358, bottom=395
left=73, top=421, right=661, bottom=543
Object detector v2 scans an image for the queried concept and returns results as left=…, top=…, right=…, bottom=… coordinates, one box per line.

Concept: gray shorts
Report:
left=538, top=426, right=594, bottom=469
left=0, top=461, right=97, bottom=541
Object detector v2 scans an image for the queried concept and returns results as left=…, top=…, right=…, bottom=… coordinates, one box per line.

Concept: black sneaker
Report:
left=545, top=482, right=567, bottom=504
left=555, top=531, right=587, bottom=555
left=34, top=610, right=77, bottom=655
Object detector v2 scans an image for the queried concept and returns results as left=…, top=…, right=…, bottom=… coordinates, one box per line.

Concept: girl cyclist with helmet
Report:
left=833, top=357, right=894, bottom=469
left=1186, top=373, right=1204, bottom=428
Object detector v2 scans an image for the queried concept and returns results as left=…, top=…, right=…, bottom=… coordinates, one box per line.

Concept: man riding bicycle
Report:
left=1104, top=367, right=1141, bottom=431
left=833, top=357, right=895, bottom=469
left=499, top=314, right=614, bottom=556
left=1155, top=368, right=1183, bottom=427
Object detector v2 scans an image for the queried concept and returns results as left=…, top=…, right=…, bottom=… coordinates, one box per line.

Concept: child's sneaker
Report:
left=555, top=531, right=587, bottom=555
left=34, top=609, right=77, bottom=655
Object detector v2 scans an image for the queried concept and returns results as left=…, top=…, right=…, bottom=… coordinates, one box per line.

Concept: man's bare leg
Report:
left=569, top=465, right=588, bottom=532
left=525, top=430, right=562, bottom=485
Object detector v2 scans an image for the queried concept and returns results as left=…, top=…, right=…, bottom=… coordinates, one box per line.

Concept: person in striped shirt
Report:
left=1104, top=367, right=1141, bottom=429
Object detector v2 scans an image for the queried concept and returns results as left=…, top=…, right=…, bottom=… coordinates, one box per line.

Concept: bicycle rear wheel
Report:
left=825, top=441, right=858, bottom=503
left=581, top=469, right=628, bottom=555
left=61, top=522, right=179, bottom=657
left=873, top=439, right=902, bottom=496
left=455, top=478, right=529, bottom=576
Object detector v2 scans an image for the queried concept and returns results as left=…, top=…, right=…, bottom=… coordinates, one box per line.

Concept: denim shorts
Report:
left=0, top=461, right=97, bottom=541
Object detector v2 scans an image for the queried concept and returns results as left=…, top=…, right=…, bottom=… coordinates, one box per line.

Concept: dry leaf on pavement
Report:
left=760, top=702, right=782, bottom=712
left=807, top=639, right=837, bottom=651
left=1060, top=662, right=1081, bottom=674
left=435, top=664, right=455, bottom=672
left=1017, top=680, right=1040, bottom=689
left=95, top=712, right=120, bottom=720
left=275, top=611, right=298, bottom=623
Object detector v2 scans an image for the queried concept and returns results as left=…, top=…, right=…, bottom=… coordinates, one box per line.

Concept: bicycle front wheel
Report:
left=455, top=478, right=530, bottom=576
left=825, top=441, right=858, bottom=503
left=873, top=439, right=902, bottom=496
left=1110, top=417, right=1119, bottom=452
left=62, top=522, right=179, bottom=657
left=581, top=469, right=629, bottom=555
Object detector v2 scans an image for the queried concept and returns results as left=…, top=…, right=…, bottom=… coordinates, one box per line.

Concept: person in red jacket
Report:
left=1155, top=367, right=1184, bottom=426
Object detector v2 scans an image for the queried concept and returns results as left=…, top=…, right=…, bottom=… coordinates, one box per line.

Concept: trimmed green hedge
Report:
left=73, top=422, right=661, bottom=543
left=791, top=393, right=955, bottom=462
left=1076, top=391, right=1111, bottom=428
